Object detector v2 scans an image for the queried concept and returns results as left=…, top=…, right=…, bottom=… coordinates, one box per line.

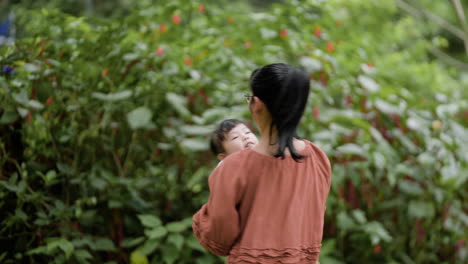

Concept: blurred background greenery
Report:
left=0, top=0, right=467, bottom=263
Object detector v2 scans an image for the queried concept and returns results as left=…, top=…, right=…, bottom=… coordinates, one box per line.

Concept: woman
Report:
left=193, top=63, right=332, bottom=263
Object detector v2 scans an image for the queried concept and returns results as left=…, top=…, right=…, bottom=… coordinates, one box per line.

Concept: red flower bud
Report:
left=172, top=14, right=181, bottom=25
left=314, top=27, right=322, bottom=38
left=156, top=47, right=164, bottom=56
left=326, top=42, right=335, bottom=53
left=373, top=244, right=381, bottom=254
left=313, top=106, right=320, bottom=120
left=227, top=17, right=235, bottom=23
left=184, top=57, right=192, bottom=66
left=280, top=29, right=288, bottom=39
left=159, top=24, right=167, bottom=33
left=26, top=112, right=32, bottom=124
left=101, top=69, right=109, bottom=78
left=198, top=5, right=205, bottom=13
left=45, top=96, right=53, bottom=107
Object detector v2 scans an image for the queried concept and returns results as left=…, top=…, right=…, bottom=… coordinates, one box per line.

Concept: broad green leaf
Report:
left=362, top=221, right=392, bottom=244
left=336, top=211, right=355, bottom=231
left=58, top=240, right=74, bottom=259
left=372, top=152, right=386, bottom=169
left=180, top=138, right=208, bottom=151
left=165, top=221, right=188, bottom=233
left=319, top=256, right=345, bottom=264
left=15, top=208, right=28, bottom=221
left=23, top=63, right=41, bottom=72
left=357, top=75, right=380, bottom=92
left=161, top=244, right=179, bottom=264
left=185, top=235, right=206, bottom=253
left=166, top=92, right=190, bottom=118
left=352, top=209, right=367, bottom=224
left=408, top=200, right=435, bottom=219
left=75, top=249, right=92, bottom=261
left=179, top=125, right=213, bottom=136
left=92, top=90, right=132, bottom=102
left=26, top=245, right=48, bottom=256
left=187, top=167, right=208, bottom=188
left=398, top=180, right=424, bottom=196
left=90, top=177, right=106, bottom=190
left=26, top=100, right=44, bottom=110
left=300, top=56, right=322, bottom=72
left=137, top=214, right=162, bottom=228
left=319, top=239, right=336, bottom=256
left=122, top=237, right=145, bottom=248
left=0, top=110, right=18, bottom=124
left=374, top=99, right=402, bottom=115
left=93, top=238, right=115, bottom=251
left=335, top=143, right=365, bottom=156
left=130, top=250, right=149, bottom=264
left=145, top=226, right=167, bottom=239
left=167, top=233, right=184, bottom=250
left=138, top=239, right=159, bottom=256
left=127, top=107, right=153, bottom=129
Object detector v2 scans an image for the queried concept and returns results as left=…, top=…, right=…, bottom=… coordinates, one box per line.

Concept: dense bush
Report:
left=1, top=0, right=467, bottom=263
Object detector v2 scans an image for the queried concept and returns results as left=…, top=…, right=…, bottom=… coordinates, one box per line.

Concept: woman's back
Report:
left=193, top=140, right=331, bottom=263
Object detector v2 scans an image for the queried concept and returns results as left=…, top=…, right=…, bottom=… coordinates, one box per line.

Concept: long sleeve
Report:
left=192, top=158, right=244, bottom=256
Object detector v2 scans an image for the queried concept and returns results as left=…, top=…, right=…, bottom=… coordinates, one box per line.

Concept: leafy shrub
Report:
left=0, top=0, right=466, bottom=263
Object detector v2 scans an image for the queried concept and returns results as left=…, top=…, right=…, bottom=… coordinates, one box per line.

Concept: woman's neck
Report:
left=254, top=125, right=305, bottom=157
left=254, top=124, right=279, bottom=156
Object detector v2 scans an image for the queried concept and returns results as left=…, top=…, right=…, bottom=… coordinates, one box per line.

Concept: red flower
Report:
left=26, top=112, right=32, bottom=124
left=184, top=57, right=192, bottom=66
left=314, top=27, right=322, bottom=38
left=244, top=40, right=252, bottom=49
left=156, top=47, right=164, bottom=56
left=101, top=69, right=109, bottom=78
left=159, top=24, right=167, bottom=33
left=280, top=29, right=288, bottom=39
left=227, top=17, right=234, bottom=23
left=366, top=62, right=374, bottom=68
left=326, top=42, right=335, bottom=53
left=45, top=96, right=53, bottom=107
left=336, top=21, right=342, bottom=27
left=172, top=14, right=181, bottom=25
left=198, top=5, right=205, bottom=13
left=313, top=106, right=320, bottom=120
left=373, top=244, right=381, bottom=254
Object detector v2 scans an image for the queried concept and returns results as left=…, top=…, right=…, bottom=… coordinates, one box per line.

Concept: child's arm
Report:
left=192, top=159, right=244, bottom=256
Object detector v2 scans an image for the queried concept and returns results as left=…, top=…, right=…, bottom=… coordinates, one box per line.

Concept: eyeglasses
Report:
left=244, top=94, right=253, bottom=103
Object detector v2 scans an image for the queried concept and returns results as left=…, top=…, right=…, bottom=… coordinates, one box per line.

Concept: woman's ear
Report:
left=251, top=96, right=264, bottom=113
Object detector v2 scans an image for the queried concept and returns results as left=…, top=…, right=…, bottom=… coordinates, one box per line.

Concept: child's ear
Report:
left=217, top=153, right=226, bottom=161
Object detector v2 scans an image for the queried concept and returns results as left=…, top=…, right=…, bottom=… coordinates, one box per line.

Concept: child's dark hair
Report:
left=249, top=63, right=310, bottom=162
left=210, top=119, right=246, bottom=155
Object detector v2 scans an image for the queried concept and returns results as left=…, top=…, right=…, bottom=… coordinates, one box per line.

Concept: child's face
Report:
left=219, top=124, right=258, bottom=160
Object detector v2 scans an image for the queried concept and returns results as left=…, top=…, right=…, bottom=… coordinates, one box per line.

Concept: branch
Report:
left=451, top=0, right=468, bottom=55
left=395, top=0, right=466, bottom=40
left=429, top=46, right=468, bottom=70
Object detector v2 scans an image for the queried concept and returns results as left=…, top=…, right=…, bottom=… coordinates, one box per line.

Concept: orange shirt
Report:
left=193, top=140, right=332, bottom=263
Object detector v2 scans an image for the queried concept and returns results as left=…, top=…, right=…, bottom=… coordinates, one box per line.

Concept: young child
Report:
left=210, top=119, right=258, bottom=161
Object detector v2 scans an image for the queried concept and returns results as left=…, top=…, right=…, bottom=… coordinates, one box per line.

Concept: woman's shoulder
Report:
left=303, top=140, right=331, bottom=165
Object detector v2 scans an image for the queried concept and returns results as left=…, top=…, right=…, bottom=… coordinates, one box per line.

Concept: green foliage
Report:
left=1, top=0, right=467, bottom=263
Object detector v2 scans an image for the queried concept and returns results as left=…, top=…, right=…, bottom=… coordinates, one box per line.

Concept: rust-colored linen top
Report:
left=193, top=140, right=332, bottom=264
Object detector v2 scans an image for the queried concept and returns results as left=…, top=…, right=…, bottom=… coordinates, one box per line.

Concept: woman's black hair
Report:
left=249, top=63, right=310, bottom=162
